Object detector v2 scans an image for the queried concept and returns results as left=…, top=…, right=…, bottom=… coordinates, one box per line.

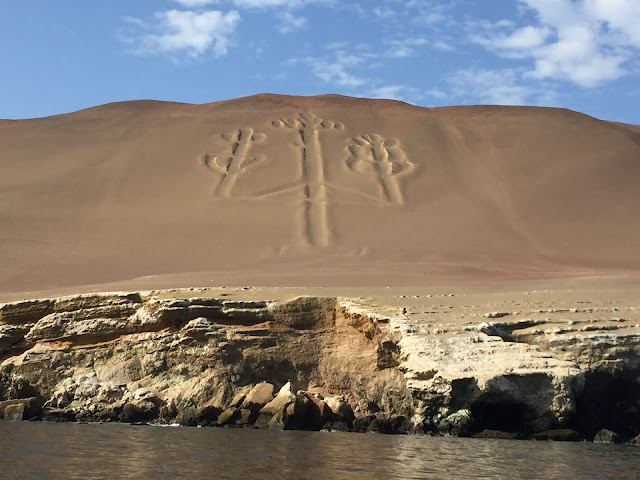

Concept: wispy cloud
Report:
left=432, top=40, right=454, bottom=51
left=368, top=84, right=423, bottom=103
left=385, top=38, right=428, bottom=58
left=277, top=11, right=306, bottom=33
left=373, top=6, right=396, bottom=19
left=294, top=50, right=370, bottom=87
left=122, top=0, right=640, bottom=112
left=448, top=67, right=557, bottom=106
left=124, top=9, right=240, bottom=58
left=310, top=53, right=366, bottom=87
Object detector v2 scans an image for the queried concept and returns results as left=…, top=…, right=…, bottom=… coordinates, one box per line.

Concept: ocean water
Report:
left=1, top=422, right=639, bottom=480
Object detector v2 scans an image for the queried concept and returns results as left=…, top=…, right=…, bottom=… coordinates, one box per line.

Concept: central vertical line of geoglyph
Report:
left=273, top=112, right=344, bottom=247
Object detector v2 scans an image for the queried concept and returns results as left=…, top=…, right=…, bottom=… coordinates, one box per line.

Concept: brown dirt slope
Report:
left=1, top=94, right=639, bottom=295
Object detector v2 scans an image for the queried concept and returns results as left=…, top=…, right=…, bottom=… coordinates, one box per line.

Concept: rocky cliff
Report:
left=1, top=288, right=639, bottom=442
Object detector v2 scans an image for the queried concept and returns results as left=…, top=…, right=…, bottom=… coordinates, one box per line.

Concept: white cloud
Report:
left=129, top=9, right=240, bottom=58
left=472, top=0, right=640, bottom=87
left=480, top=25, right=551, bottom=50
left=277, top=11, right=306, bottom=33
left=525, top=25, right=626, bottom=86
left=174, top=0, right=219, bottom=7
left=584, top=0, right=640, bottom=44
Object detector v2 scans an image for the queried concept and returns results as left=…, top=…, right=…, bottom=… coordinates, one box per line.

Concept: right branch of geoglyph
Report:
left=346, top=134, right=414, bottom=204
left=203, top=128, right=266, bottom=197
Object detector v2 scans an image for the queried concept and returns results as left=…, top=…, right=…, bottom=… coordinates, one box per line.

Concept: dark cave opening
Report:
left=572, top=368, right=640, bottom=441
left=469, top=394, right=533, bottom=434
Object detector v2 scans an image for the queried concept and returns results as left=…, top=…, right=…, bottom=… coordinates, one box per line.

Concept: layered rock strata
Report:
left=0, top=292, right=410, bottom=431
left=1, top=289, right=639, bottom=441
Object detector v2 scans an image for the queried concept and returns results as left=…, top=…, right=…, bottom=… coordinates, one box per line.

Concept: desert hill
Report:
left=1, top=94, right=639, bottom=296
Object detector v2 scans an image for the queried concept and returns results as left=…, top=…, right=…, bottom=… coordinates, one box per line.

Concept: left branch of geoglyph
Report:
left=203, top=128, right=266, bottom=197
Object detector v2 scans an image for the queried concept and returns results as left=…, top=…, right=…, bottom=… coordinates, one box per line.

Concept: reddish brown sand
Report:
left=1, top=94, right=639, bottom=300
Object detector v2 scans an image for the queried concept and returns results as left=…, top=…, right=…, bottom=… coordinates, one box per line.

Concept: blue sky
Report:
left=2, top=0, right=640, bottom=123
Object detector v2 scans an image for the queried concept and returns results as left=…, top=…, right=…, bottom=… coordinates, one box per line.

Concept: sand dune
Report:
left=1, top=94, right=639, bottom=296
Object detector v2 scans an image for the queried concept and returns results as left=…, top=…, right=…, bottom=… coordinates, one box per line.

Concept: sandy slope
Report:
left=1, top=94, right=639, bottom=297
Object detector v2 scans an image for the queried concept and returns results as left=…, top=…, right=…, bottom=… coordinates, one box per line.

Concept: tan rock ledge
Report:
left=1, top=283, right=640, bottom=442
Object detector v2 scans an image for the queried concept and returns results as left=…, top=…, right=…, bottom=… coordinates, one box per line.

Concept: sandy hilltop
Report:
left=1, top=94, right=640, bottom=297
left=1, top=95, right=640, bottom=442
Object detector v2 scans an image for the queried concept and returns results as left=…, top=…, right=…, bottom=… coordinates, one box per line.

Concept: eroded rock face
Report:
left=392, top=306, right=640, bottom=440
left=1, top=290, right=640, bottom=441
left=0, top=292, right=410, bottom=431
left=0, top=398, right=41, bottom=421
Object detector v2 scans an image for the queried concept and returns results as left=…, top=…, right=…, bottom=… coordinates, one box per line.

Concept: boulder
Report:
left=437, top=409, right=473, bottom=437
left=3, top=404, right=26, bottom=421
left=240, top=383, right=275, bottom=412
left=196, top=405, right=221, bottom=426
left=366, top=415, right=410, bottom=434
left=353, top=415, right=375, bottom=433
left=119, top=388, right=163, bottom=423
left=631, top=434, right=640, bottom=445
left=41, top=408, right=76, bottom=422
left=283, top=395, right=310, bottom=430
left=256, top=382, right=297, bottom=429
left=217, top=407, right=239, bottom=426
left=593, top=429, right=620, bottom=444
left=304, top=393, right=335, bottom=430
left=158, top=399, right=178, bottom=422
left=353, top=414, right=410, bottom=434
left=228, top=392, right=246, bottom=409
left=324, top=396, right=355, bottom=427
left=235, top=408, right=253, bottom=426
left=175, top=404, right=198, bottom=427
left=119, top=402, right=154, bottom=424
left=260, top=382, right=297, bottom=416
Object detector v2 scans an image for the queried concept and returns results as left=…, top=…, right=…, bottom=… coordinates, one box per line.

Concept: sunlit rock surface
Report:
left=1, top=287, right=640, bottom=441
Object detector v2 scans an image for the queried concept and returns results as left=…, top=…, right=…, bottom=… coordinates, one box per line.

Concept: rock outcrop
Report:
left=0, top=291, right=410, bottom=431
left=393, top=304, right=640, bottom=441
left=2, top=289, right=640, bottom=441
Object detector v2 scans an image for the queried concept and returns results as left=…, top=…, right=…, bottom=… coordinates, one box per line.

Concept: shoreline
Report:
left=2, top=279, right=640, bottom=444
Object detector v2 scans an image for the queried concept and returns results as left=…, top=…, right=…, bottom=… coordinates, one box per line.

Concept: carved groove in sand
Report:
left=203, top=128, right=266, bottom=197
left=346, top=134, right=414, bottom=205
left=271, top=112, right=344, bottom=247
left=201, top=113, right=416, bottom=247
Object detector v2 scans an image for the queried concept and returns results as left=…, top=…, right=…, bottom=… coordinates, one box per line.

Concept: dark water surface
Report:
left=1, top=422, right=639, bottom=480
